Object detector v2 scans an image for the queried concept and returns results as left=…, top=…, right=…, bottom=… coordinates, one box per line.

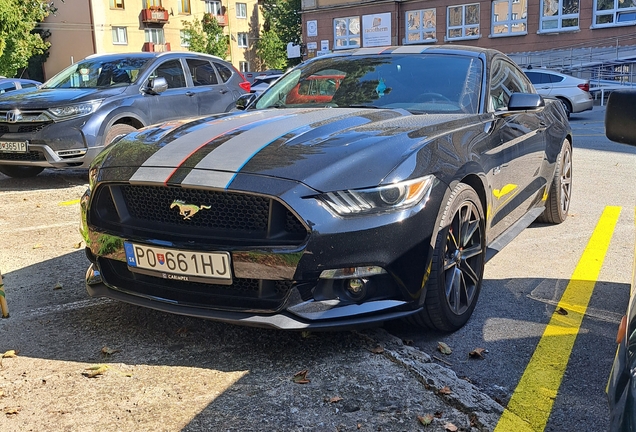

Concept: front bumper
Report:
left=0, top=116, right=102, bottom=169
left=82, top=175, right=448, bottom=328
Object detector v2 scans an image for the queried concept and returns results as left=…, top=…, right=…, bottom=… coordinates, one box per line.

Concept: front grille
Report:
left=0, top=150, right=45, bottom=161
left=0, top=122, right=49, bottom=134
left=101, top=259, right=294, bottom=312
left=91, top=184, right=308, bottom=246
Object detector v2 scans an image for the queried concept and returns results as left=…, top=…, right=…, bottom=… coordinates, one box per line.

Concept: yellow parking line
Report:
left=494, top=206, right=621, bottom=432
left=59, top=199, right=80, bottom=206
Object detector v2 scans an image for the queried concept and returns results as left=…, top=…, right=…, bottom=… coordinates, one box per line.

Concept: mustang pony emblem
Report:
left=170, top=200, right=211, bottom=220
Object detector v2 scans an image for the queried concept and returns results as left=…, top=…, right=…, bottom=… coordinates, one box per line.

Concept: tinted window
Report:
left=549, top=74, right=565, bottom=83
left=0, top=83, right=17, bottom=93
left=490, top=60, right=531, bottom=111
left=214, top=62, right=233, bottom=82
left=187, top=59, right=219, bottom=86
left=525, top=71, right=549, bottom=84
left=150, top=60, right=186, bottom=89
left=21, top=83, right=37, bottom=89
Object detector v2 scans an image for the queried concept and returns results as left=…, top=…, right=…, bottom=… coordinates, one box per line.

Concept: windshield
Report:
left=255, top=54, right=483, bottom=114
left=42, top=57, right=153, bottom=89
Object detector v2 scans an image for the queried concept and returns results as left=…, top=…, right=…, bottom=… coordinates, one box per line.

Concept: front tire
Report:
left=537, top=138, right=572, bottom=224
left=409, top=183, right=486, bottom=332
left=0, top=165, right=45, bottom=178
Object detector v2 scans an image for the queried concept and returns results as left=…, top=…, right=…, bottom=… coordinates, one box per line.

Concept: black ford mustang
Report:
left=80, top=45, right=572, bottom=331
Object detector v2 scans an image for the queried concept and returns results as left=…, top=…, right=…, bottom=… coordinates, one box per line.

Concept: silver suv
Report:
left=0, top=52, right=249, bottom=178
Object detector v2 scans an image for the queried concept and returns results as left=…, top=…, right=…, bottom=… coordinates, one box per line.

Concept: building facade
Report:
left=39, top=0, right=263, bottom=80
left=301, top=0, right=636, bottom=79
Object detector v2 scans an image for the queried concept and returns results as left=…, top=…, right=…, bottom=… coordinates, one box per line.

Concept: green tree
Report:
left=256, top=30, right=287, bottom=70
left=181, top=13, right=229, bottom=59
left=0, top=0, right=53, bottom=77
left=259, top=0, right=302, bottom=68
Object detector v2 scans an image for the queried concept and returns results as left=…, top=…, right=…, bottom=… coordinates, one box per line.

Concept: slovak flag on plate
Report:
left=157, top=253, right=165, bottom=265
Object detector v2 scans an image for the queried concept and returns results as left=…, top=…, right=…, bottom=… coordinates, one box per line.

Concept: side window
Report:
left=22, top=83, right=37, bottom=89
left=525, top=72, right=544, bottom=84
left=214, top=62, right=233, bottom=83
left=0, top=83, right=16, bottom=94
left=549, top=74, right=565, bottom=83
left=186, top=59, right=219, bottom=86
left=489, top=59, right=529, bottom=111
left=149, top=59, right=186, bottom=89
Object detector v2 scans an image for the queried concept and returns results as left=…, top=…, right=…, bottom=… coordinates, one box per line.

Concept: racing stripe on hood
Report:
left=129, top=110, right=289, bottom=184
left=180, top=109, right=363, bottom=189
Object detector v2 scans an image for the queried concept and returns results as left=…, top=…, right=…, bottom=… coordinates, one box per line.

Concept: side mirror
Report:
left=235, top=93, right=256, bottom=111
left=508, top=93, right=545, bottom=111
left=143, top=77, right=168, bottom=95
left=605, top=90, right=636, bottom=146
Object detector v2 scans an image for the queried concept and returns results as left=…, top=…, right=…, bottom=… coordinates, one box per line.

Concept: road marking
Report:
left=494, top=206, right=621, bottom=432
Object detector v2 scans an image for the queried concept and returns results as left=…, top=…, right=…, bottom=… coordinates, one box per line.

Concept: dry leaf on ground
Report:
left=53, top=282, right=63, bottom=290
left=370, top=345, right=384, bottom=354
left=437, top=342, right=452, bottom=355
left=438, top=386, right=452, bottom=395
left=444, top=423, right=458, bottom=431
left=417, top=413, right=434, bottom=425
left=293, top=369, right=310, bottom=384
left=469, top=348, right=487, bottom=359
left=327, top=396, right=343, bottom=403
left=101, top=347, right=120, bottom=356
left=556, top=307, right=568, bottom=315
left=2, top=350, right=17, bottom=358
left=83, top=364, right=109, bottom=378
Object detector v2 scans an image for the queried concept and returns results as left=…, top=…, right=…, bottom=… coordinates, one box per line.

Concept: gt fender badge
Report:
left=170, top=200, right=211, bottom=220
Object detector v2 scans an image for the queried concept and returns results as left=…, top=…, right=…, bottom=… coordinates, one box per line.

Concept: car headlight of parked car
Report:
left=47, top=100, right=103, bottom=120
left=316, top=175, right=435, bottom=216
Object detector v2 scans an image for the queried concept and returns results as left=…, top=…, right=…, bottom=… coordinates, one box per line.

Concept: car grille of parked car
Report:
left=90, top=184, right=308, bottom=246
left=100, top=258, right=294, bottom=312
left=0, top=150, right=45, bottom=161
left=0, top=123, right=49, bottom=134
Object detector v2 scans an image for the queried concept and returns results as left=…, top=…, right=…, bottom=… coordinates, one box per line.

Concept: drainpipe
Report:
left=88, top=0, right=97, bottom=53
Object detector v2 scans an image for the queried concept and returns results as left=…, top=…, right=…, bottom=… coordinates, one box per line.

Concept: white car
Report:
left=522, top=68, right=593, bottom=118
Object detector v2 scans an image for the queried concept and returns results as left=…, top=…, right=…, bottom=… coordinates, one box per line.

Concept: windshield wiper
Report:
left=347, top=104, right=379, bottom=109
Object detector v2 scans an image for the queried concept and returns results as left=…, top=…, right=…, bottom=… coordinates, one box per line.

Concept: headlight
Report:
left=317, top=175, right=435, bottom=216
left=47, top=100, right=103, bottom=120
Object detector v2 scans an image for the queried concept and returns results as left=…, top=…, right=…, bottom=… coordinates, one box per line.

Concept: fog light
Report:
left=346, top=278, right=366, bottom=300
left=320, top=266, right=386, bottom=279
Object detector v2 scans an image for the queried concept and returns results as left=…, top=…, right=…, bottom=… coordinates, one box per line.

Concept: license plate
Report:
left=0, top=141, right=27, bottom=153
left=124, top=242, right=232, bottom=284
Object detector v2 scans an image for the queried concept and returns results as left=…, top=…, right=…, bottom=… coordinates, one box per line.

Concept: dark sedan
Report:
left=605, top=89, right=636, bottom=431
left=80, top=45, right=572, bottom=331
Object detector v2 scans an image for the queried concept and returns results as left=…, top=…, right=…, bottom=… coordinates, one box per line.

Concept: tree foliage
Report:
left=181, top=13, right=229, bottom=59
left=0, top=0, right=53, bottom=77
left=258, top=0, right=302, bottom=69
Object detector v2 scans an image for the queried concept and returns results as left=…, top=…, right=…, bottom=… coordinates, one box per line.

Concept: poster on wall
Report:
left=362, top=13, right=391, bottom=47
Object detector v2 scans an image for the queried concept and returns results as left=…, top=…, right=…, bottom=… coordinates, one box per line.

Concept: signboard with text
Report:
left=362, top=13, right=391, bottom=47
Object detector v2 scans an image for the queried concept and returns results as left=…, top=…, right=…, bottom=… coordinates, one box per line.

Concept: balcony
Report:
left=141, top=8, right=169, bottom=24
left=215, top=14, right=228, bottom=26
left=142, top=42, right=171, bottom=52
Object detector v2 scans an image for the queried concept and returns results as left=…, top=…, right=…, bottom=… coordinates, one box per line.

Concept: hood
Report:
left=0, top=87, right=128, bottom=109
left=97, top=108, right=477, bottom=192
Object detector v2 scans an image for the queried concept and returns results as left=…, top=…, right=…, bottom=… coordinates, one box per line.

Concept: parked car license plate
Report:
left=0, top=141, right=27, bottom=153
left=124, top=242, right=232, bottom=284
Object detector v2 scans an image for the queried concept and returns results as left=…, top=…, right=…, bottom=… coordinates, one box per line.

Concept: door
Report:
left=185, top=58, right=235, bottom=115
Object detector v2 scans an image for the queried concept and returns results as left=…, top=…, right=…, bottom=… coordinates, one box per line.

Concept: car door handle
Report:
left=186, top=91, right=195, bottom=97
left=220, top=89, right=229, bottom=94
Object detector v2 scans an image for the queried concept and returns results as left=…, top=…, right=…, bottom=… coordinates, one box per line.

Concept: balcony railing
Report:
left=141, top=8, right=169, bottom=24
left=142, top=42, right=171, bottom=52
left=214, top=14, right=228, bottom=26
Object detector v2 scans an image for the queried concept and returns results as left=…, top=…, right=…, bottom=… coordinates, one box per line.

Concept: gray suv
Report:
left=0, top=52, right=249, bottom=177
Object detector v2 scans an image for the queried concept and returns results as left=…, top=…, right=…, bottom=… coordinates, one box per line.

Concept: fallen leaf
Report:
left=437, top=342, right=452, bottom=355
left=469, top=348, right=486, bottom=359
left=0, top=389, right=4, bottom=397
left=33, top=244, right=43, bottom=249
left=439, top=386, right=452, bottom=395
left=370, top=345, right=384, bottom=354
left=556, top=307, right=568, bottom=315
left=73, top=242, right=82, bottom=249
left=101, top=347, right=120, bottom=356
left=293, top=369, right=310, bottom=384
left=445, top=422, right=458, bottom=431
left=53, top=282, right=63, bottom=290
left=357, top=423, right=362, bottom=430
left=417, top=413, right=434, bottom=425
left=301, top=331, right=312, bottom=338
left=2, top=350, right=17, bottom=358
left=328, top=396, right=343, bottom=403
left=4, top=406, right=20, bottom=415
left=83, top=365, right=109, bottom=378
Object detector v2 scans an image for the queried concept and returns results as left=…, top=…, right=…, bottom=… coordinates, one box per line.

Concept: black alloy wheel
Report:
left=408, top=183, right=486, bottom=332
left=537, top=138, right=572, bottom=224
